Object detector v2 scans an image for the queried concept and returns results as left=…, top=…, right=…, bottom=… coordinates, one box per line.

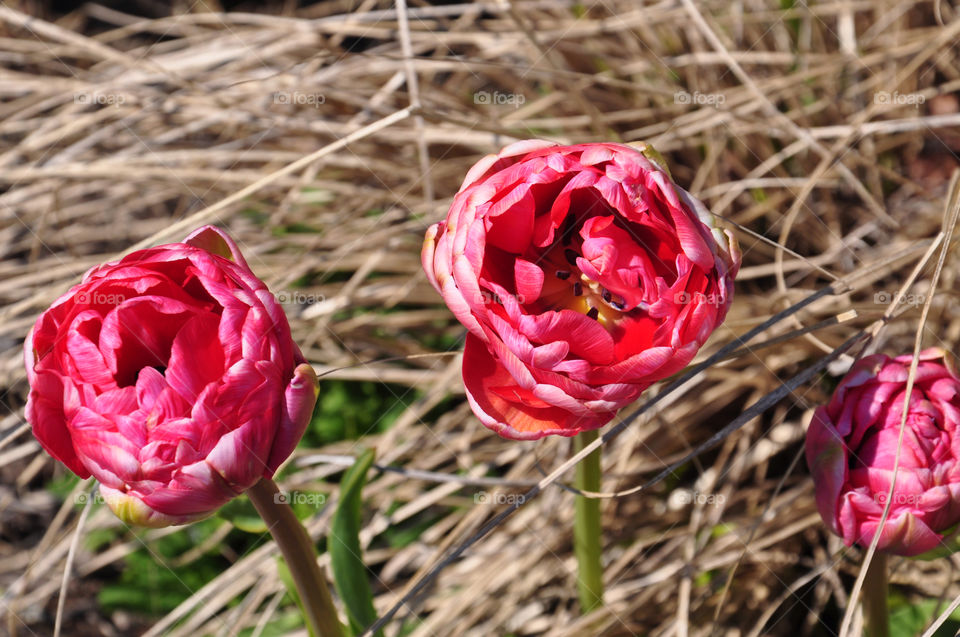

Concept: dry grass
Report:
left=1, top=0, right=960, bottom=635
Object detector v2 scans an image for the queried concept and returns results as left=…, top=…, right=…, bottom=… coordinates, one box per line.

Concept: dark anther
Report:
left=564, top=249, right=579, bottom=266
left=587, top=307, right=600, bottom=320
left=611, top=300, right=626, bottom=310
left=573, top=282, right=583, bottom=296
left=601, top=289, right=612, bottom=303
left=555, top=270, right=571, bottom=280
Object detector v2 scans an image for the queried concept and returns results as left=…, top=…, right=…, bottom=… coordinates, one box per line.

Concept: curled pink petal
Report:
left=184, top=224, right=251, bottom=270
left=462, top=334, right=612, bottom=440
left=266, top=363, right=319, bottom=475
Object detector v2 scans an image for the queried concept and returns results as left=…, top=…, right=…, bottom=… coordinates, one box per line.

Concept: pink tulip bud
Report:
left=24, top=226, right=318, bottom=527
left=422, top=141, right=740, bottom=439
left=806, top=348, right=960, bottom=556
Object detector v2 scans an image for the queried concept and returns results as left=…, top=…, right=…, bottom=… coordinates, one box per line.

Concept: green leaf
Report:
left=330, top=448, right=380, bottom=637
left=889, top=596, right=960, bottom=637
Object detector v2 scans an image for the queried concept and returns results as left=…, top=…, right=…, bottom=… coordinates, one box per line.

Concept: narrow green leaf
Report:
left=330, top=448, right=380, bottom=637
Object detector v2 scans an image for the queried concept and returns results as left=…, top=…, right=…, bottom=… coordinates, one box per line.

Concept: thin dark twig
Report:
left=634, top=330, right=866, bottom=497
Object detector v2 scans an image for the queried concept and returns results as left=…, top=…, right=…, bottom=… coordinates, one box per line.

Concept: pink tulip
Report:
left=422, top=141, right=740, bottom=439
left=24, top=226, right=318, bottom=527
left=806, top=349, right=960, bottom=556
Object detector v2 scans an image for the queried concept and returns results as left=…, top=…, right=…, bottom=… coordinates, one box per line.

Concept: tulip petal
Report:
left=485, top=185, right=535, bottom=254
left=806, top=408, right=848, bottom=537
left=166, top=312, right=225, bottom=403
left=266, top=363, right=319, bottom=475
left=184, top=225, right=251, bottom=270
left=462, top=334, right=612, bottom=439
left=135, top=459, right=238, bottom=522
left=25, top=368, right=90, bottom=477
left=421, top=223, right=444, bottom=292
left=100, top=486, right=196, bottom=528
left=70, top=407, right=141, bottom=488
left=518, top=310, right=615, bottom=365
left=514, top=258, right=544, bottom=304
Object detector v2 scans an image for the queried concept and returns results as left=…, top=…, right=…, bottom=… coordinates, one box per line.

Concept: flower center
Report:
left=537, top=244, right=628, bottom=325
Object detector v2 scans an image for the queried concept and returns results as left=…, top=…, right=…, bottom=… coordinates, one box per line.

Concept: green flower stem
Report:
left=863, top=552, right=889, bottom=637
left=573, top=429, right=604, bottom=613
left=247, top=478, right=344, bottom=637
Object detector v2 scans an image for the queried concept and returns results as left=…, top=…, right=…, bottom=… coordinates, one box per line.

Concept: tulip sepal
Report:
left=246, top=478, right=344, bottom=637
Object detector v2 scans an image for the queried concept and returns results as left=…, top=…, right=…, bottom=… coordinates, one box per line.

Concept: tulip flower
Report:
left=806, top=348, right=960, bottom=556
left=24, top=226, right=318, bottom=527
left=422, top=140, right=740, bottom=439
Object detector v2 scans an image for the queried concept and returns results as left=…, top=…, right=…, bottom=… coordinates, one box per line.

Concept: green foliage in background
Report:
left=98, top=517, right=260, bottom=615
left=303, top=379, right=410, bottom=446
left=888, top=595, right=960, bottom=637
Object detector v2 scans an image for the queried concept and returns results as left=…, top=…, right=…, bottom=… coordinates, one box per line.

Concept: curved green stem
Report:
left=247, top=478, right=343, bottom=637
left=573, top=430, right=604, bottom=613
left=863, top=552, right=889, bottom=637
